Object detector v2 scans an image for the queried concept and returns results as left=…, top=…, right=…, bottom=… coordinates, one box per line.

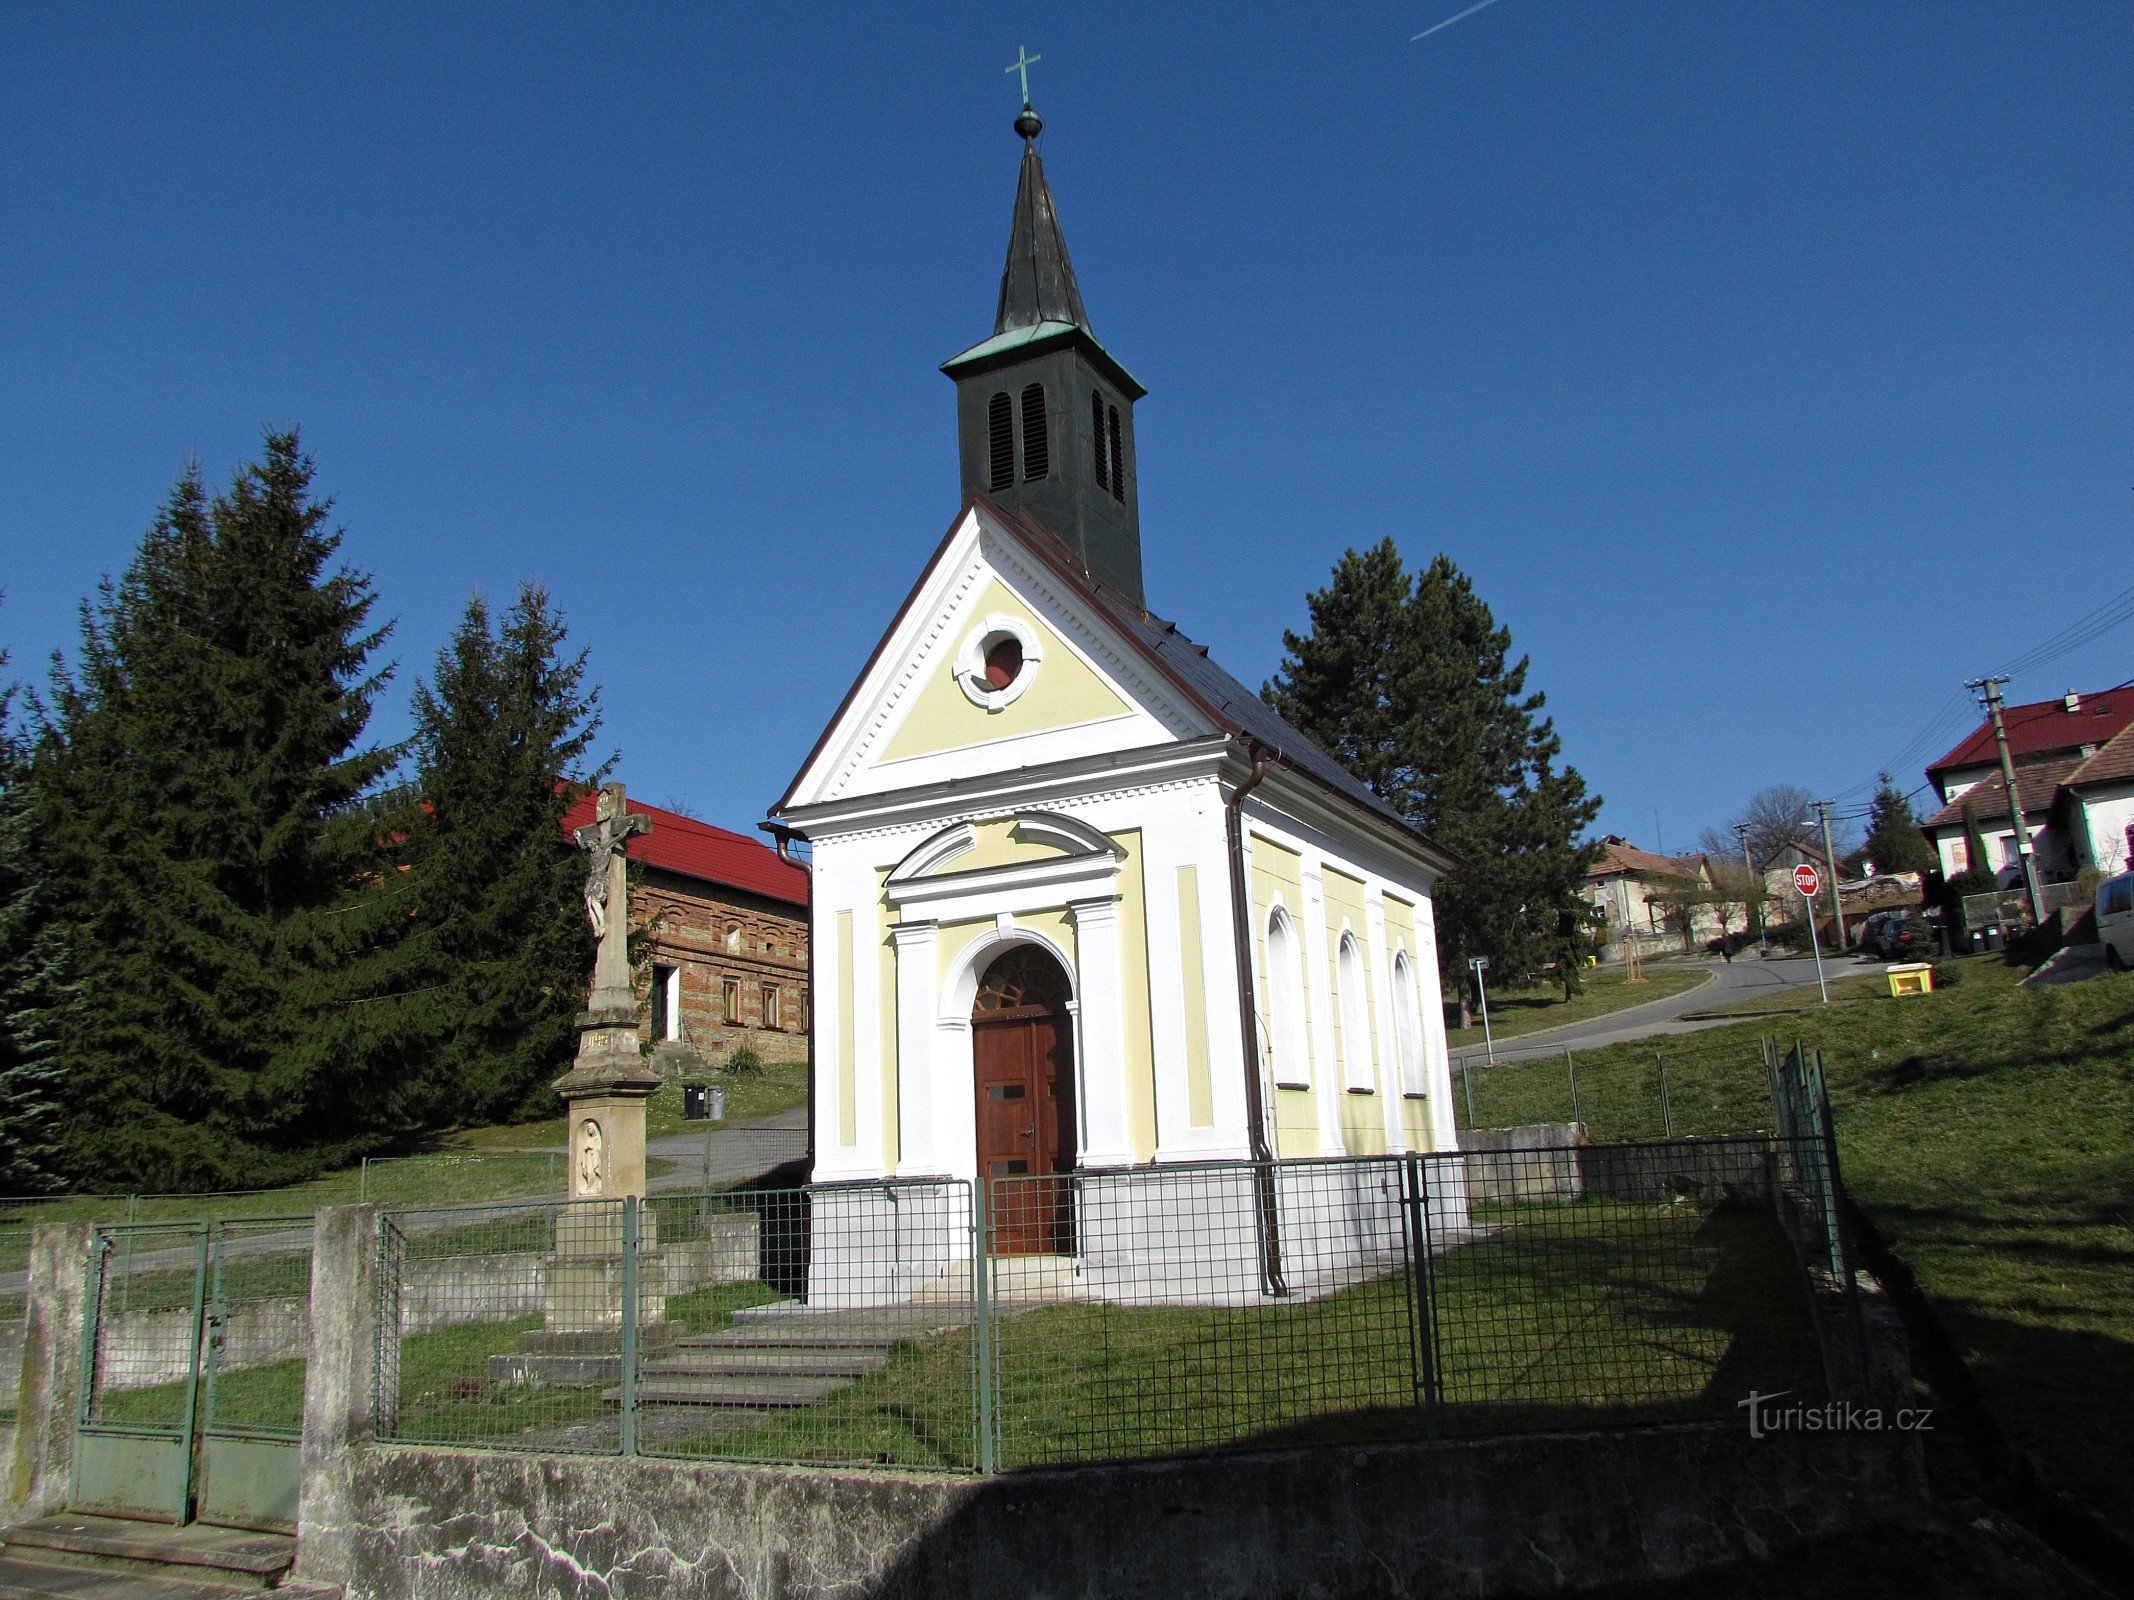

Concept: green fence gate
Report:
left=71, top=1217, right=314, bottom=1530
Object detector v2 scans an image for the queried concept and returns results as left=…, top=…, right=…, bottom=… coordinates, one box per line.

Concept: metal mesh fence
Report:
left=76, top=1218, right=317, bottom=1437
left=376, top=1197, right=623, bottom=1454
left=84, top=1223, right=211, bottom=1432
left=1452, top=1039, right=1776, bottom=1141
left=635, top=1179, right=976, bottom=1469
left=370, top=1137, right=1852, bottom=1473
left=375, top=1180, right=977, bottom=1468
left=988, top=1157, right=1423, bottom=1466
left=1425, top=1138, right=1828, bottom=1436
left=202, top=1218, right=315, bottom=1437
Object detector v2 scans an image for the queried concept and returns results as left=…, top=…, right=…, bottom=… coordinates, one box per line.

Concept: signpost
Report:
left=1794, top=863, right=1830, bottom=1006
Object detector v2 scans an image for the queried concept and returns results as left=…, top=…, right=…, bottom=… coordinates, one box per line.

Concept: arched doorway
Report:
left=971, top=944, right=1077, bottom=1255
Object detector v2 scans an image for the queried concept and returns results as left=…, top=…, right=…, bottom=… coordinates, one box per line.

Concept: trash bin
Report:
left=682, top=1082, right=708, bottom=1121
left=708, top=1085, right=728, bottom=1122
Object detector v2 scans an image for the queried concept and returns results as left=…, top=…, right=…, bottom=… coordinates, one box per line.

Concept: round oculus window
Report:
left=981, top=633, right=1025, bottom=691
left=954, top=614, right=1043, bottom=708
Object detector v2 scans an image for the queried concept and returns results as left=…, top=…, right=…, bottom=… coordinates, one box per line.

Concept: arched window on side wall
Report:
left=986, top=392, right=1015, bottom=490
left=1337, top=932, right=1373, bottom=1092
left=1020, top=384, right=1049, bottom=481
left=1391, top=950, right=1425, bottom=1096
left=1267, top=907, right=1309, bottom=1088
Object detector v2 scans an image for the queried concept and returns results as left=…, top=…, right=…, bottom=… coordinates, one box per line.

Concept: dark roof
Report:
left=984, top=500, right=1445, bottom=859
left=1920, top=754, right=2087, bottom=830
left=994, top=119, right=1088, bottom=336
left=2066, top=722, right=2134, bottom=790
left=1926, top=688, right=2134, bottom=780
left=561, top=791, right=806, bottom=907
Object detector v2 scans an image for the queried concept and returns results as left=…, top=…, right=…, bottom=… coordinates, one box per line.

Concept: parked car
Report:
left=1860, top=910, right=1933, bottom=961
left=2098, top=870, right=2134, bottom=971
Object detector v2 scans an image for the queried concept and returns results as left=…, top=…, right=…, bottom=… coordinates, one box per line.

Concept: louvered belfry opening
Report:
left=987, top=392, right=1015, bottom=491
left=1091, top=390, right=1109, bottom=492
left=1020, top=384, right=1049, bottom=481
left=1106, top=403, right=1125, bottom=503
left=945, top=103, right=1148, bottom=606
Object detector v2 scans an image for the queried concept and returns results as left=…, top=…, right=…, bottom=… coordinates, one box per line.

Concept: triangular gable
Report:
left=776, top=501, right=1208, bottom=811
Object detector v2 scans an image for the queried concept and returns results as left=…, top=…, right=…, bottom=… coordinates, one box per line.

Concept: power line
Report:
left=1992, top=578, right=2134, bottom=681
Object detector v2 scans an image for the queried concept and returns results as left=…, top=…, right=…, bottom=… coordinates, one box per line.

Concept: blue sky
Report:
left=4, top=2, right=2129, bottom=854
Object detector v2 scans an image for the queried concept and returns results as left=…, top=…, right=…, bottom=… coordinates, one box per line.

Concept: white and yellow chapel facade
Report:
left=769, top=102, right=1463, bottom=1293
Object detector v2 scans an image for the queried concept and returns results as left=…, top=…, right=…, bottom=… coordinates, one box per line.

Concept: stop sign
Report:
left=1793, top=863, right=1821, bottom=897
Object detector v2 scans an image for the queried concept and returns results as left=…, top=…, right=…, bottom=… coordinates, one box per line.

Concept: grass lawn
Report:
left=368, top=1193, right=1823, bottom=1473
left=1451, top=955, right=2134, bottom=1534
left=1443, top=964, right=1709, bottom=1051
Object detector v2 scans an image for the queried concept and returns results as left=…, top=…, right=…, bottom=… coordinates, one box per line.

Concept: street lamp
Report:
left=1734, top=823, right=1768, bottom=955
left=1469, top=955, right=1495, bottom=1064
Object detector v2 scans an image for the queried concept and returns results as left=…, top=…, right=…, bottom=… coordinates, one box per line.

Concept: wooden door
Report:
left=974, top=1010, right=1076, bottom=1255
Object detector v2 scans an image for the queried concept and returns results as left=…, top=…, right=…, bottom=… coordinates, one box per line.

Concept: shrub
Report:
left=721, top=1044, right=764, bottom=1079
left=1930, top=960, right=1961, bottom=989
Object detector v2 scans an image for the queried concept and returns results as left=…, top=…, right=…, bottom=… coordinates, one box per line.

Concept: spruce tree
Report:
left=403, top=584, right=603, bottom=1126
left=1860, top=776, right=1935, bottom=876
left=0, top=655, right=72, bottom=1192
left=40, top=434, right=400, bottom=1190
left=1266, top=542, right=1602, bottom=1007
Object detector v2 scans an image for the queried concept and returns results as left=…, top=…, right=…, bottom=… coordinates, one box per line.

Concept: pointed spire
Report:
left=993, top=106, right=1089, bottom=336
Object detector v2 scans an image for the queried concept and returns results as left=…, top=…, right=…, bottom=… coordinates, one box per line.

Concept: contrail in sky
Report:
left=1412, top=0, right=1508, bottom=42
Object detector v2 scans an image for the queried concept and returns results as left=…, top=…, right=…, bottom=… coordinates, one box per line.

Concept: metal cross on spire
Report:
left=1004, top=45, right=1041, bottom=107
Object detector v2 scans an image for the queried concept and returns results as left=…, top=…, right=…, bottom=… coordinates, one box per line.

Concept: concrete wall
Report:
left=1458, top=1123, right=1588, bottom=1202
left=1457, top=1128, right=1779, bottom=1208
left=323, top=1422, right=1925, bottom=1600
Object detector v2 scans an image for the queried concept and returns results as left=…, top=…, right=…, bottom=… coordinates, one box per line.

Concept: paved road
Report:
left=1450, top=952, right=1878, bottom=1066
left=646, top=1107, right=808, bottom=1194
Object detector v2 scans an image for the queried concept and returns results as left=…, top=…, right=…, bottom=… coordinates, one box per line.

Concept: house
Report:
left=2058, top=722, right=2134, bottom=877
left=766, top=104, right=1464, bottom=1302
left=558, top=789, right=810, bottom=1064
left=1921, top=686, right=2134, bottom=885
left=1583, top=837, right=1719, bottom=956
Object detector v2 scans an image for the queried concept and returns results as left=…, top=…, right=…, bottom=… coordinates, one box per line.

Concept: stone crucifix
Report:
left=574, top=781, right=650, bottom=1016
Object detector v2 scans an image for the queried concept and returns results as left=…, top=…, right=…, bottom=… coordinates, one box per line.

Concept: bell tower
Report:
left=943, top=99, right=1148, bottom=608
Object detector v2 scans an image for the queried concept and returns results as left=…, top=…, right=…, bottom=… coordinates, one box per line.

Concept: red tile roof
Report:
left=560, top=791, right=807, bottom=907
left=1926, top=688, right=2134, bottom=781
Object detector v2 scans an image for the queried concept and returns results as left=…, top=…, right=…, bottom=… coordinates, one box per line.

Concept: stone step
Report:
left=0, top=1553, right=323, bottom=1600
left=645, top=1348, right=887, bottom=1380
left=0, top=1518, right=293, bottom=1592
left=697, top=1313, right=969, bottom=1348
left=617, top=1370, right=850, bottom=1408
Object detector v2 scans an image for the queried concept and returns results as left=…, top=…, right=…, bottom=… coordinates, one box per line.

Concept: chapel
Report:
left=768, top=98, right=1463, bottom=1291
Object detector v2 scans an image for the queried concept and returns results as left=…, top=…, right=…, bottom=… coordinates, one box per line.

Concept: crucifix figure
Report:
left=574, top=782, right=650, bottom=1013
left=1004, top=45, right=1041, bottom=108
left=576, top=782, right=650, bottom=941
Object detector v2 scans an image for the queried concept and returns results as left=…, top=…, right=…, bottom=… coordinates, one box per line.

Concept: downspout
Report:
left=768, top=825, right=816, bottom=1178
left=1224, top=740, right=1286, bottom=1295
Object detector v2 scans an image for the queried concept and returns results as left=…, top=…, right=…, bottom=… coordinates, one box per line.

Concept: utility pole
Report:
left=1965, top=677, right=2046, bottom=924
left=1735, top=823, right=1768, bottom=955
left=1816, top=800, right=1845, bottom=951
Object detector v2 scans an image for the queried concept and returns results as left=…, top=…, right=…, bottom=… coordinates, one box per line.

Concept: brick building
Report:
left=561, top=789, right=810, bottom=1065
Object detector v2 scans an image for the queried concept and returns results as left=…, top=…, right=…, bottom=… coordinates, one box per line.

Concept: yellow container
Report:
left=1885, top=962, right=1934, bottom=997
